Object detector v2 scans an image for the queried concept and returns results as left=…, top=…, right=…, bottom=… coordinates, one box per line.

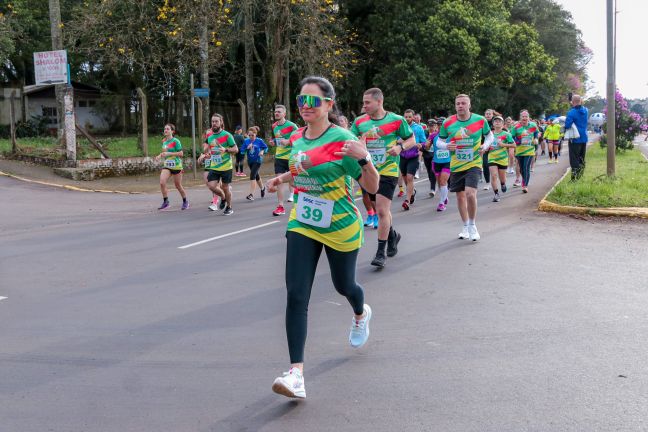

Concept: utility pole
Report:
left=606, top=0, right=616, bottom=177
left=48, top=0, right=65, bottom=144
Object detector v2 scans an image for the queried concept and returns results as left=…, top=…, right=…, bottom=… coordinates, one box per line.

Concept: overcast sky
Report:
left=554, top=0, right=648, bottom=100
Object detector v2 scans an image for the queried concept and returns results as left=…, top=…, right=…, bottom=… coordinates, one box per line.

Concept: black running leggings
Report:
left=235, top=153, right=245, bottom=172
left=516, top=155, right=533, bottom=187
left=285, top=231, right=365, bottom=364
left=248, top=161, right=261, bottom=181
left=482, top=150, right=490, bottom=182
left=422, top=152, right=435, bottom=191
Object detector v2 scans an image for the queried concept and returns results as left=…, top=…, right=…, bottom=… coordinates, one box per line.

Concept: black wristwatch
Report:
left=397, top=143, right=404, bottom=151
left=358, top=154, right=371, bottom=167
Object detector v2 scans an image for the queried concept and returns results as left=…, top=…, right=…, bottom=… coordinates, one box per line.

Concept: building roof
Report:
left=23, top=81, right=103, bottom=97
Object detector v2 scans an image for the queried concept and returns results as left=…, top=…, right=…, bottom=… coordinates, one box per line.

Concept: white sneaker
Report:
left=349, top=304, right=372, bottom=348
left=468, top=224, right=480, bottom=241
left=272, top=367, right=306, bottom=399
left=208, top=203, right=218, bottom=211
left=414, top=170, right=420, bottom=179
left=483, top=185, right=490, bottom=191
left=286, top=193, right=294, bottom=203
left=458, top=226, right=469, bottom=239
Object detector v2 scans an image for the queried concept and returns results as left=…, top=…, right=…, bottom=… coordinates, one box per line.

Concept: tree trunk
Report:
left=48, top=0, right=66, bottom=147
left=244, top=0, right=256, bottom=127
left=199, top=10, right=210, bottom=127
left=121, top=96, right=127, bottom=136
left=136, top=88, right=148, bottom=157
left=284, top=55, right=290, bottom=118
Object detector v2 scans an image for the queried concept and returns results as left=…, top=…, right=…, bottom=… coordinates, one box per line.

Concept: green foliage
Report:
left=600, top=90, right=646, bottom=151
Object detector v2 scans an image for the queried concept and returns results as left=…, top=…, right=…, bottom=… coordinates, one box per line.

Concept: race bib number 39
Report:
left=296, top=193, right=334, bottom=228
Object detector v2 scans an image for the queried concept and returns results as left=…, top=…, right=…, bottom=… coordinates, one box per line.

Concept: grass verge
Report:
left=0, top=135, right=193, bottom=159
left=547, top=144, right=648, bottom=208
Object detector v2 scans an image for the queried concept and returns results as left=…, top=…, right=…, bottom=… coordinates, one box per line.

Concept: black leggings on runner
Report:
left=422, top=152, right=435, bottom=191
left=482, top=150, right=490, bottom=183
left=248, top=161, right=261, bottom=181
left=516, top=155, right=533, bottom=187
left=235, top=153, right=245, bottom=172
left=285, top=231, right=365, bottom=364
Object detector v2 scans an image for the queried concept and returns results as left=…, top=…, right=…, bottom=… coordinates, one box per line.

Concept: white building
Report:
left=1, top=82, right=116, bottom=133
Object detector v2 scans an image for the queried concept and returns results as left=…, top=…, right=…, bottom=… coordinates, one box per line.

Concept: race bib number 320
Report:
left=296, top=193, right=334, bottom=228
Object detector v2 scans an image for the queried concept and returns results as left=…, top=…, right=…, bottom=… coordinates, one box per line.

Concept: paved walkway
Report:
left=0, top=157, right=279, bottom=193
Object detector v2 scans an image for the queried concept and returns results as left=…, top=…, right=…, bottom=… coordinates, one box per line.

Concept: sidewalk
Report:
left=0, top=157, right=279, bottom=194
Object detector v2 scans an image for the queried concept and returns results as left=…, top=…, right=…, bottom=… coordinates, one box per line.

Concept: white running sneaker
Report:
left=483, top=185, right=490, bottom=191
left=349, top=304, right=372, bottom=348
left=414, top=170, right=420, bottom=179
left=272, top=367, right=306, bottom=399
left=287, top=194, right=294, bottom=203
left=208, top=203, right=219, bottom=211
left=458, top=226, right=469, bottom=239
left=468, top=224, right=480, bottom=241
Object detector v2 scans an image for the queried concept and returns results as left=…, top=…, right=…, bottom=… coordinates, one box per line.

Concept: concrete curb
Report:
left=538, top=158, right=648, bottom=219
left=0, top=170, right=142, bottom=194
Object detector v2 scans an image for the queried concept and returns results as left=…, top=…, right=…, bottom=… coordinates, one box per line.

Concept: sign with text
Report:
left=33, top=50, right=68, bottom=85
left=193, top=88, right=209, bottom=98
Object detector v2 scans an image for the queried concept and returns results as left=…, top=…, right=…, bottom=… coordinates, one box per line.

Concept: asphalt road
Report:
left=2, top=156, right=648, bottom=432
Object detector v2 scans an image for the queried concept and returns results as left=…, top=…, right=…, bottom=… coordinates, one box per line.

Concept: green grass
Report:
left=547, top=144, right=648, bottom=208
left=0, top=135, right=193, bottom=159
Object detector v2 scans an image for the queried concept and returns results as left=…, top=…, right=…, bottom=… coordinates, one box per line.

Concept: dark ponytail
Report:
left=298, top=75, right=341, bottom=126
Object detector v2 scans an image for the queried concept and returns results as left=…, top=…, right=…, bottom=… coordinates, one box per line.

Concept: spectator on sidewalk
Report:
left=565, top=94, right=589, bottom=180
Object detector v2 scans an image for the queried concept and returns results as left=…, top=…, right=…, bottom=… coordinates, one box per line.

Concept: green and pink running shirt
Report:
left=286, top=125, right=364, bottom=252
left=350, top=112, right=413, bottom=177
left=512, top=121, right=539, bottom=157
left=273, top=120, right=299, bottom=160
left=489, top=131, right=515, bottom=165
left=438, top=114, right=491, bottom=172
left=162, top=137, right=183, bottom=170
left=205, top=129, right=236, bottom=171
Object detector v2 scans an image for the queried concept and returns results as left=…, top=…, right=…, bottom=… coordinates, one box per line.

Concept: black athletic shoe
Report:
left=501, top=184, right=507, bottom=193
left=386, top=231, right=401, bottom=257
left=261, top=187, right=266, bottom=198
left=219, top=199, right=227, bottom=210
left=410, top=188, right=417, bottom=204
left=223, top=206, right=234, bottom=215
left=371, top=250, right=386, bottom=268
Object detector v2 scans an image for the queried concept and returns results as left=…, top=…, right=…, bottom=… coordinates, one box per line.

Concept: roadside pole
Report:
left=606, top=0, right=616, bottom=177
left=191, top=74, right=197, bottom=180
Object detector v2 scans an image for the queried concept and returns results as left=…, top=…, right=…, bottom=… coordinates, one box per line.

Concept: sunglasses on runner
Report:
left=296, top=94, right=333, bottom=109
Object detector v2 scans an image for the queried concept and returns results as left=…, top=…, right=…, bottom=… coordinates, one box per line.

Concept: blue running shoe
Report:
left=364, top=214, right=373, bottom=227
left=349, top=304, right=372, bottom=348
left=372, top=214, right=379, bottom=230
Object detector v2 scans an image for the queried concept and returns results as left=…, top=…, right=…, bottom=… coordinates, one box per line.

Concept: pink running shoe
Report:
left=437, top=203, right=447, bottom=212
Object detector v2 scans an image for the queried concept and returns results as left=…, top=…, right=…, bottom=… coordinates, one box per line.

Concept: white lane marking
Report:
left=0, top=296, right=7, bottom=301
left=178, top=221, right=280, bottom=249
left=325, top=301, right=342, bottom=306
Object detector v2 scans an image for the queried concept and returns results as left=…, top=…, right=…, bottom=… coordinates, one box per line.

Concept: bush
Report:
left=600, top=90, right=646, bottom=151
